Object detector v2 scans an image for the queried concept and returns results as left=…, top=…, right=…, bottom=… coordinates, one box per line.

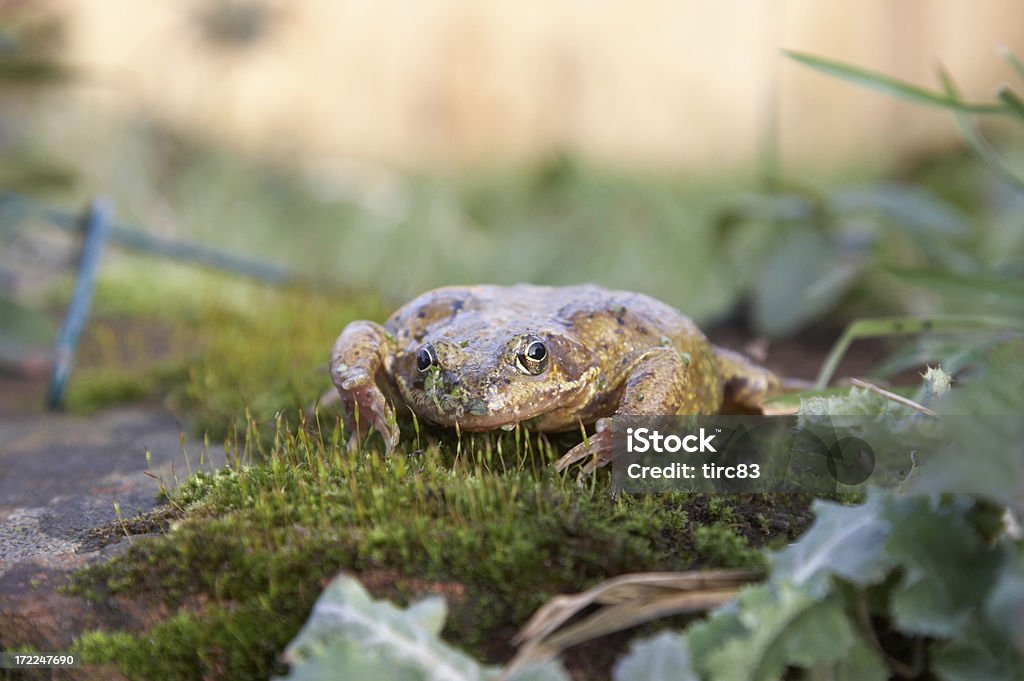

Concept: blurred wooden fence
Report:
left=55, top=0, right=1024, bottom=170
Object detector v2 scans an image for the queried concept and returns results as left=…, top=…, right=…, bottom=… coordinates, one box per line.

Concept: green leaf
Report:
left=931, top=637, right=1022, bottom=681
left=797, top=386, right=891, bottom=419
left=871, top=333, right=1004, bottom=380
left=939, top=68, right=1024, bottom=194
left=908, top=339, right=1024, bottom=511
left=753, top=230, right=859, bottom=336
left=885, top=267, right=1024, bottom=313
left=827, top=636, right=890, bottom=681
left=883, top=497, right=1006, bottom=637
left=831, top=184, right=966, bottom=237
left=777, top=597, right=855, bottom=668
left=998, top=44, right=1024, bottom=83
left=784, top=50, right=1005, bottom=114
left=612, top=632, right=698, bottom=681
left=996, top=85, right=1024, bottom=121
left=506, top=663, right=573, bottom=681
left=703, top=584, right=814, bottom=681
left=280, top=574, right=571, bottom=681
left=771, top=495, right=894, bottom=597
left=814, top=315, right=1024, bottom=389
left=983, top=555, right=1024, bottom=657
left=686, top=602, right=747, bottom=675
left=701, top=583, right=884, bottom=681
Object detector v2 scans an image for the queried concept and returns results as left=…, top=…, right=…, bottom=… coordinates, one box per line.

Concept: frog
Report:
left=327, top=284, right=800, bottom=473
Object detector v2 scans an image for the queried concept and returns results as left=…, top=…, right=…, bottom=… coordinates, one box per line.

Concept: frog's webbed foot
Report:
left=340, top=378, right=398, bottom=453
left=555, top=425, right=613, bottom=476
left=330, top=321, right=399, bottom=453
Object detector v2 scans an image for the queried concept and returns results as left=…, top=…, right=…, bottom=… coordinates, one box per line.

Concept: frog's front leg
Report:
left=555, top=347, right=718, bottom=474
left=330, top=321, right=399, bottom=452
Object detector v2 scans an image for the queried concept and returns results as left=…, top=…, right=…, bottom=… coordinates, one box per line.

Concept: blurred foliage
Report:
left=38, top=115, right=1019, bottom=349
left=53, top=128, right=754, bottom=322
left=0, top=3, right=75, bottom=194
left=705, top=49, right=1024, bottom=339
left=720, top=162, right=1024, bottom=339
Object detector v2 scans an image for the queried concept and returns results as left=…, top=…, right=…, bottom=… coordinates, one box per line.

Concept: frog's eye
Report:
left=516, top=336, right=548, bottom=375
left=416, top=344, right=438, bottom=372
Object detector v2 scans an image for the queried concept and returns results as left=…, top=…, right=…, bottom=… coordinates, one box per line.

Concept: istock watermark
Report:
left=609, top=414, right=1014, bottom=494
left=626, top=427, right=720, bottom=454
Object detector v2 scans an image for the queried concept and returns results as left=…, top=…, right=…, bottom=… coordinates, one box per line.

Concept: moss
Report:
left=64, top=363, right=188, bottom=413
left=706, top=496, right=738, bottom=524
left=62, top=268, right=386, bottom=437
left=65, top=417, right=788, bottom=680
left=691, top=524, right=763, bottom=568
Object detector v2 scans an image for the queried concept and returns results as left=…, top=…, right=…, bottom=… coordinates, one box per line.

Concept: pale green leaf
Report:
left=612, top=631, right=697, bottom=681
left=908, top=340, right=1024, bottom=510
left=777, top=598, right=854, bottom=668
left=685, top=602, right=746, bottom=675
left=826, top=636, right=890, bottom=681
left=280, top=575, right=495, bottom=681
left=753, top=231, right=858, bottom=336
left=983, top=557, right=1024, bottom=656
left=702, top=583, right=876, bottom=681
left=771, top=495, right=894, bottom=597
left=704, top=584, right=815, bottom=681
left=885, top=267, right=1024, bottom=313
left=831, top=184, right=966, bottom=237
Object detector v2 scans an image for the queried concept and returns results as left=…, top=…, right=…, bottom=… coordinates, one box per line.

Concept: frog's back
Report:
left=385, top=284, right=707, bottom=346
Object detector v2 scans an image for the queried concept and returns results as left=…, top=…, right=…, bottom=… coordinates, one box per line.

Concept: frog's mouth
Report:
left=408, top=366, right=563, bottom=431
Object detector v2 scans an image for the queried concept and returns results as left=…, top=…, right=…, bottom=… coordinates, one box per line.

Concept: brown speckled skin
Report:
left=329, top=284, right=783, bottom=468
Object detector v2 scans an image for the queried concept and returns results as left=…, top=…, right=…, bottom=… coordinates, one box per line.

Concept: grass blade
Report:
left=886, top=266, right=1024, bottom=306
left=939, top=68, right=1024, bottom=193
left=784, top=50, right=1005, bottom=114
left=814, top=315, right=1024, bottom=389
left=997, top=86, right=1024, bottom=121
left=998, top=44, right=1024, bottom=83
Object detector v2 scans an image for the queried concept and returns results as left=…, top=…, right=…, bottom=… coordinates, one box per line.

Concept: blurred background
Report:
left=48, top=0, right=1024, bottom=168
left=3, top=0, right=1024, bottom=406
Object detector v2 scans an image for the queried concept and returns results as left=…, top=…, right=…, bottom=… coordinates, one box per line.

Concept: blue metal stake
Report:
left=46, top=198, right=113, bottom=409
left=1, top=193, right=300, bottom=285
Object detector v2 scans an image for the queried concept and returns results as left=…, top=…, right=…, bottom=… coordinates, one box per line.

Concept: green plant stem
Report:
left=814, top=315, right=1024, bottom=389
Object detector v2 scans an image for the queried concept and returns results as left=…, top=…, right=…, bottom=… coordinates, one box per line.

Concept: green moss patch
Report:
left=64, top=265, right=388, bottom=439
left=67, top=417, right=809, bottom=680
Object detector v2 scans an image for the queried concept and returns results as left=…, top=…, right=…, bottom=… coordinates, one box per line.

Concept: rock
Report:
left=0, top=405, right=215, bottom=676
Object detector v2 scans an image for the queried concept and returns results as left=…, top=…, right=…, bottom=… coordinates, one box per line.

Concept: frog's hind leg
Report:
left=713, top=346, right=806, bottom=413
